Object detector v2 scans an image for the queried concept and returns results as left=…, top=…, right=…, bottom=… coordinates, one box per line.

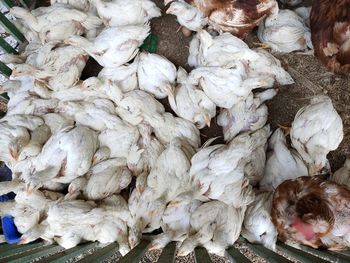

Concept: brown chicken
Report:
left=165, top=0, right=278, bottom=38
left=271, top=176, right=350, bottom=250
left=310, top=0, right=350, bottom=74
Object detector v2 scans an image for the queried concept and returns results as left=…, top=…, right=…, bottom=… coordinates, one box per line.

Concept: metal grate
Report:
left=0, top=239, right=349, bottom=263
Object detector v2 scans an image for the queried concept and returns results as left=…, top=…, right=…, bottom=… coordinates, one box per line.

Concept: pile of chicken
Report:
left=0, top=0, right=349, bottom=258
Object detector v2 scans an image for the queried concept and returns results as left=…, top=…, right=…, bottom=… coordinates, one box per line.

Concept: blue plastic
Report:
left=0, top=164, right=20, bottom=244
left=0, top=165, right=12, bottom=181
left=1, top=215, right=21, bottom=244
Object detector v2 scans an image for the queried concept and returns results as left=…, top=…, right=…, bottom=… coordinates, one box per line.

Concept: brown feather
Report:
left=185, top=0, right=277, bottom=38
left=272, top=176, right=350, bottom=250
left=310, top=0, right=350, bottom=74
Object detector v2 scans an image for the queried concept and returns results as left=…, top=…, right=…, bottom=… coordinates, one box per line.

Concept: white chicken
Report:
left=65, top=24, right=150, bottom=67
left=243, top=126, right=271, bottom=186
left=188, top=62, right=272, bottom=108
left=11, top=45, right=88, bottom=91
left=147, top=139, right=195, bottom=202
left=218, top=89, right=277, bottom=142
left=166, top=0, right=207, bottom=35
left=241, top=191, right=277, bottom=251
left=178, top=201, right=246, bottom=256
left=0, top=182, right=63, bottom=235
left=290, top=95, right=343, bottom=175
left=258, top=9, right=313, bottom=53
left=57, top=99, right=124, bottom=131
left=168, top=67, right=216, bottom=128
left=189, top=133, right=255, bottom=207
left=10, top=5, right=102, bottom=43
left=90, top=0, right=160, bottom=26
left=23, top=125, right=98, bottom=188
left=98, top=126, right=141, bottom=166
left=149, top=112, right=201, bottom=149
left=42, top=113, right=74, bottom=134
left=115, top=90, right=165, bottom=126
left=330, top=159, right=350, bottom=190
left=18, top=124, right=51, bottom=161
left=260, top=128, right=308, bottom=191
left=128, top=180, right=167, bottom=248
left=137, top=52, right=177, bottom=99
left=127, top=123, right=165, bottom=175
left=66, top=158, right=131, bottom=200
left=98, top=60, right=139, bottom=93
left=149, top=191, right=202, bottom=250
left=188, top=30, right=256, bottom=68
left=53, top=77, right=123, bottom=104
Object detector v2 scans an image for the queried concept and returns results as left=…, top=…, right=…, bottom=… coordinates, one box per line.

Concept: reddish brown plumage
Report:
left=185, top=0, right=278, bottom=38
left=310, top=0, right=350, bottom=74
left=271, top=176, right=350, bottom=250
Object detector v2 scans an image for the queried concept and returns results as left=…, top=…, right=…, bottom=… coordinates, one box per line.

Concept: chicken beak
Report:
left=165, top=84, right=175, bottom=97
left=9, top=146, right=19, bottom=160
left=165, top=7, right=173, bottom=15
left=204, top=114, right=211, bottom=127
left=25, top=184, right=33, bottom=194
left=18, top=237, right=27, bottom=245
left=148, top=242, right=159, bottom=251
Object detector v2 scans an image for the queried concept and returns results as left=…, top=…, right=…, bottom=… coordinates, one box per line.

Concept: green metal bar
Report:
left=0, top=37, right=18, bottom=54
left=0, top=12, right=26, bottom=43
left=326, top=250, right=350, bottom=262
left=277, top=243, right=329, bottom=263
left=157, top=242, right=176, bottom=263
left=244, top=242, right=292, bottom=263
left=118, top=239, right=150, bottom=263
left=226, top=247, right=251, bottom=263
left=0, top=241, right=45, bottom=259
left=0, top=0, right=15, bottom=9
left=36, top=242, right=99, bottom=263
left=299, top=245, right=350, bottom=262
left=4, top=244, right=62, bottom=263
left=0, top=61, right=12, bottom=77
left=76, top=242, right=119, bottom=263
left=194, top=247, right=212, bottom=263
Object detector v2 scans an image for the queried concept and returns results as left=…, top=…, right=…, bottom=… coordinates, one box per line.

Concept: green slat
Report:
left=118, top=239, right=150, bottom=263
left=0, top=0, right=15, bottom=9
left=77, top=242, right=119, bottom=263
left=326, top=250, right=350, bottom=262
left=333, top=250, right=350, bottom=257
left=0, top=12, right=26, bottom=43
left=226, top=247, right=251, bottom=263
left=194, top=247, right=212, bottom=263
left=157, top=242, right=176, bottom=263
left=36, top=242, right=99, bottom=263
left=244, top=242, right=292, bottom=263
left=0, top=37, right=18, bottom=54
left=0, top=241, right=45, bottom=259
left=300, top=245, right=350, bottom=262
left=277, top=243, right=329, bottom=263
left=3, top=244, right=62, bottom=263
left=0, top=61, right=12, bottom=77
